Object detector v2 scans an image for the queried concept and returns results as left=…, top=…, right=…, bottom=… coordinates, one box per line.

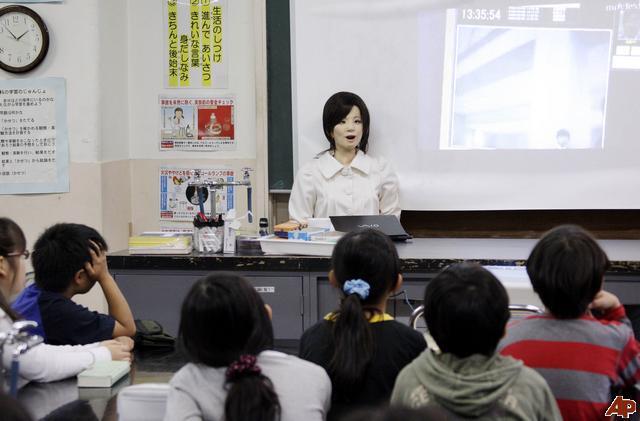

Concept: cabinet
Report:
left=108, top=239, right=640, bottom=341
left=114, top=270, right=306, bottom=339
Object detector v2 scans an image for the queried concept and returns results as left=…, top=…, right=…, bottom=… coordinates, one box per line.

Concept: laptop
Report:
left=329, top=215, right=412, bottom=242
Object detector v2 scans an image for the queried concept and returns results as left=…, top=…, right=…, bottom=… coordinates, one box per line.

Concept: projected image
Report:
left=445, top=26, right=611, bottom=150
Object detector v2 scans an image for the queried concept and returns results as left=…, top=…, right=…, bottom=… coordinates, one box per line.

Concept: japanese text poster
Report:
left=0, top=77, right=68, bottom=194
left=159, top=167, right=235, bottom=221
left=164, top=0, right=228, bottom=89
left=160, top=97, right=235, bottom=151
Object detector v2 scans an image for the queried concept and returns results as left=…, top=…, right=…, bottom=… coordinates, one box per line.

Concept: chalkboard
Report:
left=266, top=0, right=293, bottom=191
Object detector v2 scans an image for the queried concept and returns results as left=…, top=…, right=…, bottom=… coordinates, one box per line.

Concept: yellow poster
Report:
left=164, top=0, right=227, bottom=89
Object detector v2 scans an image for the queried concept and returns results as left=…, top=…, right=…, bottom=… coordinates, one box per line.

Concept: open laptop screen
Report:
left=329, top=215, right=412, bottom=241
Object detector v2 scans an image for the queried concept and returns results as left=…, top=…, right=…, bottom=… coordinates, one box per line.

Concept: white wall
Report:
left=126, top=0, right=266, bottom=234
left=128, top=0, right=257, bottom=161
left=100, top=0, right=133, bottom=256
left=0, top=0, right=104, bottom=246
left=0, top=0, right=268, bottom=310
left=0, top=0, right=104, bottom=164
left=99, top=0, right=130, bottom=164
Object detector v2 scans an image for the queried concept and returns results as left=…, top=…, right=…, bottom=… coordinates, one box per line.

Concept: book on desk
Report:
left=128, top=232, right=193, bottom=255
left=77, top=361, right=130, bottom=388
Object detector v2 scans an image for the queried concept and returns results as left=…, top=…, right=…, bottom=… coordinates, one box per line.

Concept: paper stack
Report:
left=128, top=232, right=193, bottom=255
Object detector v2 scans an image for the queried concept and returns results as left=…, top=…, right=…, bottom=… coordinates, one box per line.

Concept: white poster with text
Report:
left=0, top=77, right=68, bottom=194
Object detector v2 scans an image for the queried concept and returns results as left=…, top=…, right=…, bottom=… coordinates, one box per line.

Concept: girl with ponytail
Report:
left=299, top=229, right=427, bottom=421
left=165, top=273, right=331, bottom=421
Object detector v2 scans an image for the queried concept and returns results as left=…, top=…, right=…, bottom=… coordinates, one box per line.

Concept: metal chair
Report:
left=0, top=320, right=44, bottom=396
left=409, top=304, right=544, bottom=330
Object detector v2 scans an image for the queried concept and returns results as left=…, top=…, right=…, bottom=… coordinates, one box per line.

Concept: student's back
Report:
left=391, top=263, right=560, bottom=421
left=500, top=312, right=638, bottom=419
left=300, top=313, right=425, bottom=413
left=167, top=350, right=330, bottom=421
left=298, top=229, right=427, bottom=421
left=165, top=273, right=331, bottom=421
left=498, top=225, right=640, bottom=420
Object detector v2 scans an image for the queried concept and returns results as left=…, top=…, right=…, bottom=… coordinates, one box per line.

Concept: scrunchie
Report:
left=226, top=354, right=261, bottom=381
left=343, top=279, right=370, bottom=300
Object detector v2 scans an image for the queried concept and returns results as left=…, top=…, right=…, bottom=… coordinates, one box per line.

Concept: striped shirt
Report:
left=498, top=306, right=640, bottom=420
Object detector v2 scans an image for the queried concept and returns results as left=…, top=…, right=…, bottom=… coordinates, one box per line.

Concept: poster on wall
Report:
left=159, top=97, right=235, bottom=151
left=0, top=77, right=69, bottom=195
left=159, top=167, right=235, bottom=222
left=164, top=0, right=228, bottom=89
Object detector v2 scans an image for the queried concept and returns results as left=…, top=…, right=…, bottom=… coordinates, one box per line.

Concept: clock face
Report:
left=0, top=6, right=49, bottom=73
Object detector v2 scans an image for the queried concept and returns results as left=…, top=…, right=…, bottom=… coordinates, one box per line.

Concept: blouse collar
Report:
left=318, top=150, right=371, bottom=179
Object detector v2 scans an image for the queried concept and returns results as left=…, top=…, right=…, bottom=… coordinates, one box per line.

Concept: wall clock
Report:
left=0, top=5, right=49, bottom=73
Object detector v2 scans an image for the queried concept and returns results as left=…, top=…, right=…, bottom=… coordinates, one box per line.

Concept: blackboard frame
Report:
left=267, top=0, right=294, bottom=192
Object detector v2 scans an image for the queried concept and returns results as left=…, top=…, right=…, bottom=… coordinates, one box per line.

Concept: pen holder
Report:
left=193, top=216, right=224, bottom=254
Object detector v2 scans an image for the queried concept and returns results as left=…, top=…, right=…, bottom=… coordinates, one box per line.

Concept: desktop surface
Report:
left=18, top=341, right=299, bottom=420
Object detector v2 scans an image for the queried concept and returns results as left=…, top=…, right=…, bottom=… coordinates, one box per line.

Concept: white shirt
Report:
left=289, top=150, right=401, bottom=223
left=0, top=307, right=111, bottom=388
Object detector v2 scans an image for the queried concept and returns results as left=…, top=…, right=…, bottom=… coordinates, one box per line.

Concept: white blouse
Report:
left=0, top=307, right=111, bottom=388
left=289, top=150, right=401, bottom=224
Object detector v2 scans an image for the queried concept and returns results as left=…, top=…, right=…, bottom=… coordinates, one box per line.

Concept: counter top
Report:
left=108, top=238, right=640, bottom=274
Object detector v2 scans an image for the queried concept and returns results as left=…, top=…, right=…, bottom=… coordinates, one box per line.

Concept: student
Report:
left=164, top=273, right=331, bottom=421
left=391, top=263, right=561, bottom=420
left=12, top=223, right=136, bottom=345
left=499, top=225, right=640, bottom=419
left=288, top=92, right=400, bottom=224
left=299, top=229, right=427, bottom=421
left=0, top=218, right=131, bottom=387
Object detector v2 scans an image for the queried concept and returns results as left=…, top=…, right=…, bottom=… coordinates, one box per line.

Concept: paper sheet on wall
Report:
left=159, top=97, right=235, bottom=151
left=0, top=77, right=69, bottom=194
left=164, top=0, right=228, bottom=89
left=159, top=167, right=235, bottom=222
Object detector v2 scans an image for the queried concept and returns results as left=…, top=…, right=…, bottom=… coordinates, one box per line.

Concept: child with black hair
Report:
left=391, top=262, right=560, bottom=420
left=164, top=273, right=331, bottom=421
left=499, top=225, right=640, bottom=419
left=12, top=223, right=136, bottom=345
left=0, top=218, right=131, bottom=388
left=299, top=229, right=427, bottom=421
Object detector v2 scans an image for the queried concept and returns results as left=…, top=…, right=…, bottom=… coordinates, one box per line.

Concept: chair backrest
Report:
left=507, top=304, right=545, bottom=321
left=409, top=304, right=544, bottom=330
left=409, top=305, right=426, bottom=330
left=117, top=383, right=170, bottom=421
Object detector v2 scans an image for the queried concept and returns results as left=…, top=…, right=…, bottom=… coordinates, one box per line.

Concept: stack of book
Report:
left=77, top=360, right=131, bottom=388
left=128, top=232, right=193, bottom=255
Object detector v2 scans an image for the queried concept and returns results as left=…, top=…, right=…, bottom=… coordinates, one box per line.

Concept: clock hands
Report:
left=16, top=30, right=28, bottom=41
left=2, top=24, right=18, bottom=40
